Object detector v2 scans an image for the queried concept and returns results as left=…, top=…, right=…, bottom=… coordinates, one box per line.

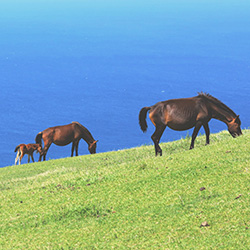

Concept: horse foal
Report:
left=14, top=143, right=43, bottom=165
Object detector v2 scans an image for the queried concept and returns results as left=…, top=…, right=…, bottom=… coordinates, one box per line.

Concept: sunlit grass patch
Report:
left=0, top=130, right=250, bottom=249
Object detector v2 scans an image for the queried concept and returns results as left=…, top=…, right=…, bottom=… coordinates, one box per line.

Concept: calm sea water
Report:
left=1, top=0, right=250, bottom=167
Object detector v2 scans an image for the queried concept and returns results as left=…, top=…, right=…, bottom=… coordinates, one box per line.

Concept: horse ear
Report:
left=94, top=140, right=99, bottom=144
left=235, top=115, right=240, bottom=123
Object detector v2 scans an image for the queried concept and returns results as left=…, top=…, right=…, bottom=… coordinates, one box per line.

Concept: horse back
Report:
left=149, top=97, right=210, bottom=130
left=14, top=144, right=26, bottom=152
left=42, top=123, right=78, bottom=146
left=26, top=143, right=39, bottom=152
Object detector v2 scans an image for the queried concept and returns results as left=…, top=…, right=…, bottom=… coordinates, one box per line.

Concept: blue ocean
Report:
left=1, top=0, right=250, bottom=168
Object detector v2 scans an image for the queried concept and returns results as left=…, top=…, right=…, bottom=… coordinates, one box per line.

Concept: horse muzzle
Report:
left=231, top=131, right=242, bottom=138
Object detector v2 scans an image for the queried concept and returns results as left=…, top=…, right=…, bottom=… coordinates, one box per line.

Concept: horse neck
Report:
left=72, top=122, right=95, bottom=145
left=210, top=103, right=235, bottom=125
left=82, top=134, right=94, bottom=145
left=79, top=128, right=95, bottom=145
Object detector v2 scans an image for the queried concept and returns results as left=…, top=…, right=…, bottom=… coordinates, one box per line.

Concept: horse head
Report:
left=88, top=140, right=98, bottom=154
left=228, top=115, right=242, bottom=137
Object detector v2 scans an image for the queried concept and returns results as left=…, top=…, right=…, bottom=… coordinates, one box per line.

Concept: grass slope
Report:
left=1, top=130, right=250, bottom=249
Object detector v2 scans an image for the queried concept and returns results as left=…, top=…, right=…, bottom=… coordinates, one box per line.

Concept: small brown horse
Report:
left=14, top=143, right=43, bottom=165
left=35, top=121, right=98, bottom=161
left=139, top=93, right=242, bottom=156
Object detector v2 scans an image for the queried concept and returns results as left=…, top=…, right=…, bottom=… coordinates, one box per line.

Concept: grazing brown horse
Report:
left=35, top=121, right=98, bottom=161
left=139, top=93, right=242, bottom=156
left=14, top=143, right=43, bottom=165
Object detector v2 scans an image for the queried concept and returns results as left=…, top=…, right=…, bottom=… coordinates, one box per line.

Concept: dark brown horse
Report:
left=139, top=93, right=242, bottom=156
left=14, top=143, right=43, bottom=165
left=35, top=121, right=98, bottom=161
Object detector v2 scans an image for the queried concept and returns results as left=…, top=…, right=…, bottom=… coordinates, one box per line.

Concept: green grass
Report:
left=1, top=130, right=250, bottom=249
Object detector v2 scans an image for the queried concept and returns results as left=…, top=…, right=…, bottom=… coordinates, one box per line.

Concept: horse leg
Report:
left=38, top=153, right=42, bottom=162
left=31, top=153, right=35, bottom=162
left=43, top=146, right=50, bottom=161
left=18, top=151, right=22, bottom=165
left=203, top=123, right=210, bottom=145
left=75, top=140, right=80, bottom=156
left=190, top=121, right=202, bottom=149
left=41, top=143, right=51, bottom=161
left=38, top=148, right=46, bottom=161
left=71, top=142, right=75, bottom=157
left=151, top=125, right=166, bottom=156
left=19, top=152, right=24, bottom=165
left=28, top=154, right=30, bottom=163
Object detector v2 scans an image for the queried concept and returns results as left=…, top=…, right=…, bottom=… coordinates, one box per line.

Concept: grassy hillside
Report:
left=1, top=130, right=250, bottom=249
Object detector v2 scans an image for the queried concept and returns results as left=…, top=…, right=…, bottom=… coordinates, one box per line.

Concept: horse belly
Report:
left=168, top=123, right=195, bottom=131
left=53, top=139, right=72, bottom=146
left=53, top=130, right=75, bottom=146
left=167, top=116, right=196, bottom=131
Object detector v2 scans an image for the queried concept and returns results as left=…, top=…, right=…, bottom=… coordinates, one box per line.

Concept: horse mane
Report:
left=198, top=92, right=236, bottom=116
left=71, top=121, right=94, bottom=141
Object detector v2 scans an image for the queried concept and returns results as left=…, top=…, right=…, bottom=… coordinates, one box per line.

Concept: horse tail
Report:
left=14, top=145, right=20, bottom=152
left=35, top=132, right=43, bottom=146
left=139, top=107, right=151, bottom=132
